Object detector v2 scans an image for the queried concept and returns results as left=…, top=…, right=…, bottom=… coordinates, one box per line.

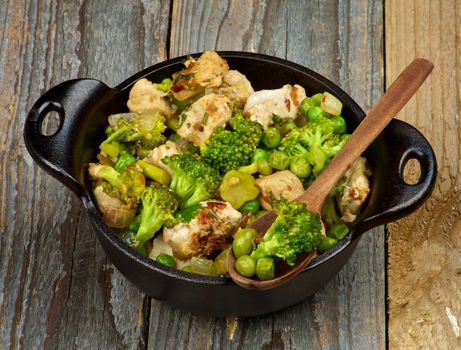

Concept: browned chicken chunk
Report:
left=337, top=157, right=371, bottom=222
left=243, top=84, right=307, bottom=129
left=176, top=93, right=232, bottom=146
left=171, top=51, right=229, bottom=101
left=127, top=78, right=176, bottom=117
left=255, top=170, right=305, bottom=210
left=162, top=201, right=242, bottom=259
left=143, top=141, right=181, bottom=174
left=92, top=186, right=137, bottom=228
left=216, top=70, right=254, bottom=108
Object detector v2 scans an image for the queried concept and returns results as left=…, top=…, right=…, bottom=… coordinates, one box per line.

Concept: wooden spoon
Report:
left=228, top=58, right=434, bottom=290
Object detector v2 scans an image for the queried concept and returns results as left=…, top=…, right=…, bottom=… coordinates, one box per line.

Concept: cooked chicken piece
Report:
left=171, top=51, right=230, bottom=101
left=176, top=93, right=232, bottom=146
left=127, top=78, right=176, bottom=118
left=337, top=157, right=371, bottom=222
left=149, top=235, right=173, bottom=258
left=216, top=70, right=254, bottom=108
left=88, top=163, right=106, bottom=179
left=149, top=235, right=191, bottom=269
left=143, top=141, right=181, bottom=174
left=255, top=170, right=305, bottom=210
left=243, top=84, right=307, bottom=129
left=163, top=201, right=242, bottom=259
left=92, top=186, right=136, bottom=228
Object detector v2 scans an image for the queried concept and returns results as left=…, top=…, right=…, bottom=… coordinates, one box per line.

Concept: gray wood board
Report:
left=0, top=1, right=169, bottom=349
left=0, top=0, right=385, bottom=349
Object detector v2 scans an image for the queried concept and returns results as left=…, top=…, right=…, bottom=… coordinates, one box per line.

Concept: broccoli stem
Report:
left=98, top=166, right=122, bottom=189
left=136, top=206, right=162, bottom=245
left=100, top=142, right=121, bottom=158
left=137, top=160, right=170, bottom=185
left=238, top=161, right=259, bottom=175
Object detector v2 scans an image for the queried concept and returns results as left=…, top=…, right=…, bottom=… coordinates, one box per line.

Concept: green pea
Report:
left=233, top=228, right=257, bottom=258
left=181, top=265, right=192, bottom=272
left=156, top=253, right=176, bottom=268
left=327, top=223, right=349, bottom=241
left=332, top=116, right=347, bottom=134
left=239, top=199, right=260, bottom=215
left=269, top=151, right=290, bottom=170
left=283, top=121, right=297, bottom=133
left=256, top=159, right=273, bottom=175
left=234, top=228, right=258, bottom=241
left=256, top=257, right=275, bottom=280
left=236, top=255, right=256, bottom=277
left=307, top=106, right=324, bottom=123
left=300, top=97, right=314, bottom=116
left=114, top=153, right=137, bottom=171
left=318, top=236, right=338, bottom=253
left=252, top=148, right=270, bottom=162
left=311, top=93, right=323, bottom=106
left=261, top=128, right=281, bottom=149
left=290, top=156, right=312, bottom=178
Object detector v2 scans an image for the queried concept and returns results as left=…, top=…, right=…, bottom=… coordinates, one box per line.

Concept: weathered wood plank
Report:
left=0, top=1, right=170, bottom=349
left=147, top=1, right=385, bottom=349
left=385, top=0, right=461, bottom=348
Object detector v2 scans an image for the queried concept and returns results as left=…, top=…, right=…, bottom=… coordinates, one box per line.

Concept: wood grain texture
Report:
left=147, top=1, right=385, bottom=349
left=0, top=1, right=170, bottom=349
left=0, top=0, right=387, bottom=349
left=385, top=0, right=461, bottom=348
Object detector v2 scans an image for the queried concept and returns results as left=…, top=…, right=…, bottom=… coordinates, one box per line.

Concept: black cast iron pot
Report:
left=24, top=52, right=437, bottom=317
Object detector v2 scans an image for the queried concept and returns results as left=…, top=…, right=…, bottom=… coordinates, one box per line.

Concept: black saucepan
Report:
left=24, top=52, right=436, bottom=317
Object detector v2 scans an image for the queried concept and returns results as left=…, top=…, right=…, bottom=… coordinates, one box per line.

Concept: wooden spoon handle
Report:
left=298, top=58, right=434, bottom=213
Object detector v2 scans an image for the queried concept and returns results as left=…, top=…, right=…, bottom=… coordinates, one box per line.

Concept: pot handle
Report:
left=352, top=119, right=437, bottom=237
left=24, top=79, right=114, bottom=197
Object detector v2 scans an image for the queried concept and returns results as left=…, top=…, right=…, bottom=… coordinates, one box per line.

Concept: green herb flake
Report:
left=202, top=112, right=209, bottom=126
left=272, top=114, right=283, bottom=125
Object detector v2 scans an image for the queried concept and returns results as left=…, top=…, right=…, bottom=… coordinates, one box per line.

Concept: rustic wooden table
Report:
left=1, top=1, right=459, bottom=349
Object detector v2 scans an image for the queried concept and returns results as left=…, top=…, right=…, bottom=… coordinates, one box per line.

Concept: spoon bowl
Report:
left=228, top=58, right=434, bottom=290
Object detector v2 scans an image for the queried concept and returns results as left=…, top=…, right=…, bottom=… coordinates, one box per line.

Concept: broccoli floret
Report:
left=277, top=113, right=349, bottom=177
left=298, top=125, right=349, bottom=176
left=101, top=112, right=167, bottom=157
left=251, top=198, right=324, bottom=266
left=136, top=185, right=179, bottom=245
left=162, top=153, right=221, bottom=208
left=200, top=110, right=263, bottom=173
left=278, top=130, right=310, bottom=158
left=94, top=164, right=146, bottom=204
